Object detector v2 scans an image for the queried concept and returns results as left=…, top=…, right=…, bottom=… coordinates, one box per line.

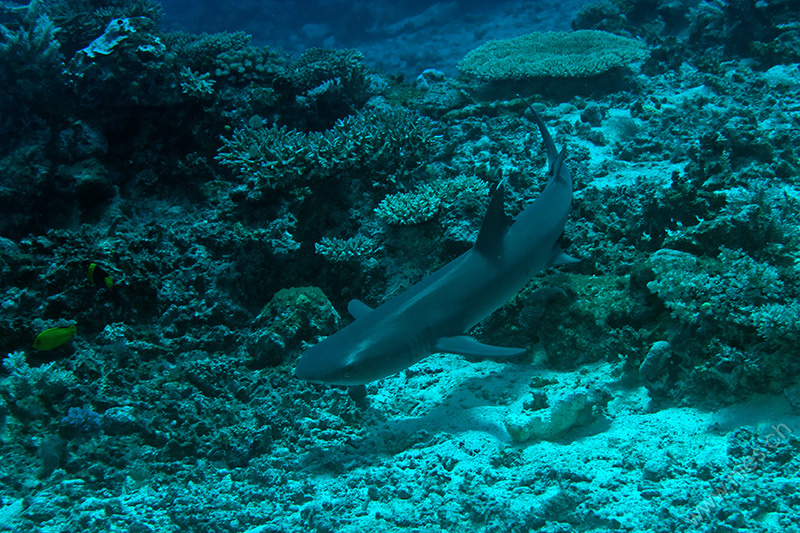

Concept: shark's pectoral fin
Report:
left=435, top=335, right=526, bottom=358
left=347, top=299, right=373, bottom=320
left=547, top=244, right=579, bottom=267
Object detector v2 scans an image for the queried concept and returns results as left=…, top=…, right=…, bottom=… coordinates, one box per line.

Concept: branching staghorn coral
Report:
left=0, top=11, right=64, bottom=114
left=216, top=107, right=437, bottom=192
left=374, top=186, right=442, bottom=225
left=315, top=235, right=381, bottom=263
left=213, top=45, right=286, bottom=86
left=374, top=175, right=488, bottom=225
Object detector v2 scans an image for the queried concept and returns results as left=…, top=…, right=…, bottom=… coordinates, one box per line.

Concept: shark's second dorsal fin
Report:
left=550, top=145, right=568, bottom=186
left=347, top=299, right=373, bottom=320
left=474, top=180, right=511, bottom=259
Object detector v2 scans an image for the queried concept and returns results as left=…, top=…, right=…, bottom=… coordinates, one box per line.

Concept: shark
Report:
left=295, top=102, right=575, bottom=386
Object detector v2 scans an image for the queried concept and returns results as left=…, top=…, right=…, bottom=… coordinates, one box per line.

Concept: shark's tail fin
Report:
left=518, top=94, right=572, bottom=189
left=518, top=95, right=558, bottom=168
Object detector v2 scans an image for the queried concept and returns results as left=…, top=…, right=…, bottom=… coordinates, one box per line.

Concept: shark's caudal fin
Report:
left=474, top=180, right=512, bottom=259
left=519, top=95, right=558, bottom=166
left=519, top=95, right=572, bottom=189
left=435, top=335, right=525, bottom=358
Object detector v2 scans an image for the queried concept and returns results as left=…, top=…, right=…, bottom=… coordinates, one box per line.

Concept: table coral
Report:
left=458, top=30, right=647, bottom=80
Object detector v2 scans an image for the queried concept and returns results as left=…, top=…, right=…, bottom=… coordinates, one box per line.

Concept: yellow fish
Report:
left=87, top=262, right=113, bottom=289
left=33, top=325, right=77, bottom=351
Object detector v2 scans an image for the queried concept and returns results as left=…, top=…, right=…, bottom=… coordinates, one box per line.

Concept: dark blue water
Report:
left=158, top=0, right=585, bottom=77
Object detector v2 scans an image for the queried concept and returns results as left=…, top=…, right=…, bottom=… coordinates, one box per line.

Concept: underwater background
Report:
left=1, top=0, right=800, bottom=531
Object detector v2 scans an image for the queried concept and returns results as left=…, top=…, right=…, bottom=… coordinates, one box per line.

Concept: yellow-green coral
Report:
left=458, top=30, right=647, bottom=80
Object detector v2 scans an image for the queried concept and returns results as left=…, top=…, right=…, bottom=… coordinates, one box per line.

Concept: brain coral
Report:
left=458, top=30, right=647, bottom=80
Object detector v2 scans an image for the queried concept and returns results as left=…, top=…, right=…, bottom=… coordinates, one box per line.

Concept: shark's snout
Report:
left=294, top=352, right=318, bottom=381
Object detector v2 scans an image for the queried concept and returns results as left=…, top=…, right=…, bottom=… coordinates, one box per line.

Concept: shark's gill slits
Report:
left=405, top=328, right=433, bottom=364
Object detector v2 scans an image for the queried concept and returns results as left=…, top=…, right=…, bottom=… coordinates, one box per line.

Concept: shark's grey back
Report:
left=295, top=103, right=574, bottom=386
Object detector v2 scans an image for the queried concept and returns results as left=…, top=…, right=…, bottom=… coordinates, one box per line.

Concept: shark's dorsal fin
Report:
left=347, top=299, right=373, bottom=319
left=474, top=180, right=511, bottom=259
left=435, top=335, right=525, bottom=358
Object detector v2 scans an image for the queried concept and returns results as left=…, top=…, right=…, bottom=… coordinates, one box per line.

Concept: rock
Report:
left=505, top=390, right=597, bottom=443
left=639, top=341, right=671, bottom=383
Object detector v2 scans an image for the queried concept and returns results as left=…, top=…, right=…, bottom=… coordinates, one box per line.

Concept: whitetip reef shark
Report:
left=296, top=102, right=575, bottom=386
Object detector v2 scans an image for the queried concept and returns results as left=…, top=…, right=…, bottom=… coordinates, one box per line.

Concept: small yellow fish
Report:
left=87, top=262, right=113, bottom=289
left=33, top=325, right=77, bottom=351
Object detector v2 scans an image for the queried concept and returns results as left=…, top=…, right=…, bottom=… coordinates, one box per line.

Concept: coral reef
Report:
left=458, top=30, right=648, bottom=80
left=1, top=0, right=800, bottom=531
left=245, top=286, right=340, bottom=369
left=216, top=107, right=437, bottom=193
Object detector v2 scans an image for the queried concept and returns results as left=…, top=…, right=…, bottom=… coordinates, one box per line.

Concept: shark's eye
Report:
left=343, top=369, right=353, bottom=379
